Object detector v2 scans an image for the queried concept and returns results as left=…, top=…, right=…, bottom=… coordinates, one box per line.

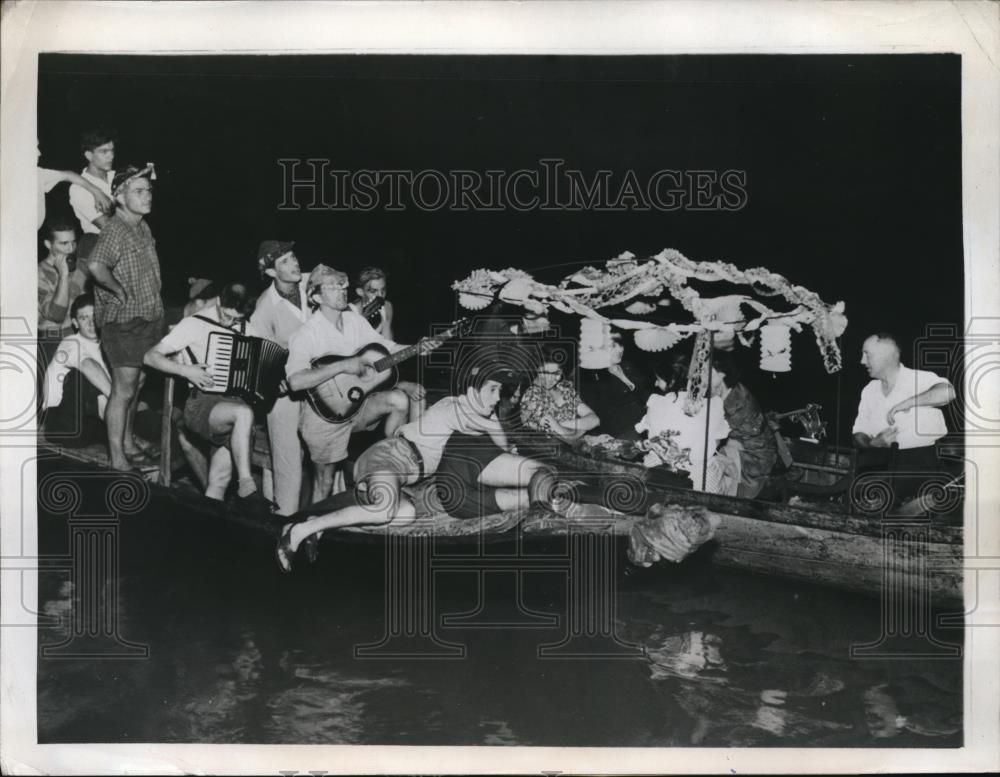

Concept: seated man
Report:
left=143, top=282, right=270, bottom=508
left=41, top=294, right=111, bottom=447
left=852, top=332, right=956, bottom=505
left=38, top=220, right=89, bottom=341
left=275, top=364, right=566, bottom=572
left=286, top=264, right=420, bottom=503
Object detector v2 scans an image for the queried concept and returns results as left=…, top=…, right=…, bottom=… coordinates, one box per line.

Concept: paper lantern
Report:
left=458, top=292, right=492, bottom=311
left=759, top=323, right=792, bottom=372
left=634, top=326, right=680, bottom=353
left=579, top=318, right=613, bottom=369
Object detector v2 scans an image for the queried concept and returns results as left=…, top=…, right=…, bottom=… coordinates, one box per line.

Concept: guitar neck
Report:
left=372, top=328, right=455, bottom=372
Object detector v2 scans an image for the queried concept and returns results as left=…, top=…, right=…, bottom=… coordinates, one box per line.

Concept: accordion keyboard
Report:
left=205, top=332, right=236, bottom=393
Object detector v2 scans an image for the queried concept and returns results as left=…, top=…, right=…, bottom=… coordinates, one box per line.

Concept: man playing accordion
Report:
left=143, top=282, right=274, bottom=511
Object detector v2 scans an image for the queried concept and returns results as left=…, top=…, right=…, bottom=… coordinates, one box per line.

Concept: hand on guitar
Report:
left=185, top=363, right=216, bottom=391
left=340, top=355, right=375, bottom=380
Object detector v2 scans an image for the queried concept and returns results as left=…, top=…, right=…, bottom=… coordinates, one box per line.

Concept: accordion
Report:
left=203, top=331, right=288, bottom=410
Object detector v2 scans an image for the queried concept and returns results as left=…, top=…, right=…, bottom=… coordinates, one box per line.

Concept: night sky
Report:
left=37, top=54, right=963, bottom=442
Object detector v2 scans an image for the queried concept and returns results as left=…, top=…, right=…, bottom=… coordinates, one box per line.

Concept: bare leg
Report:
left=123, top=371, right=147, bottom=456
left=106, top=366, right=141, bottom=470
left=396, top=380, right=426, bottom=425
left=207, top=401, right=255, bottom=481
left=287, top=473, right=413, bottom=552
left=494, top=487, right=530, bottom=511
left=312, top=462, right=335, bottom=503
left=176, top=428, right=209, bottom=487
left=205, top=445, right=233, bottom=500
left=478, top=453, right=545, bottom=488
left=354, top=389, right=410, bottom=437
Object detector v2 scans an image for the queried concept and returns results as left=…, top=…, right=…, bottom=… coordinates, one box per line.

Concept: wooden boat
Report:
left=37, top=419, right=964, bottom=609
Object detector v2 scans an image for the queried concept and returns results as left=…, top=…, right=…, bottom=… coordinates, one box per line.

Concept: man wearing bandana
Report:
left=285, top=264, right=417, bottom=503
left=87, top=164, right=164, bottom=471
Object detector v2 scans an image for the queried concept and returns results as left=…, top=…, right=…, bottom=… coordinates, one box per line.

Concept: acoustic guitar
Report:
left=305, top=318, right=469, bottom=423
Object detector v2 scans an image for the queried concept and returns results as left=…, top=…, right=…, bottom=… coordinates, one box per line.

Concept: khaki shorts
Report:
left=353, top=435, right=424, bottom=484
left=299, top=399, right=368, bottom=465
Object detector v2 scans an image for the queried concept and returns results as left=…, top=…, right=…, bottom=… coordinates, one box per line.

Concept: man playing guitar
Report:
left=286, top=264, right=426, bottom=503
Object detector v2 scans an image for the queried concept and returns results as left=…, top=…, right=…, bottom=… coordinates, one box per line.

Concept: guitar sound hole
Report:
left=348, top=387, right=364, bottom=402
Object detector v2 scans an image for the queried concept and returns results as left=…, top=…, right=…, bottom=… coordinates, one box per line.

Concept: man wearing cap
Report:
left=249, top=240, right=311, bottom=516
left=286, top=264, right=417, bottom=502
left=87, top=164, right=164, bottom=471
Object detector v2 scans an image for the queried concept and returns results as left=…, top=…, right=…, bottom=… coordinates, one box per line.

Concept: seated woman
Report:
left=579, top=332, right=651, bottom=441
left=519, top=345, right=600, bottom=443
left=637, top=351, right=736, bottom=494
left=41, top=293, right=111, bottom=447
left=712, top=351, right=779, bottom=499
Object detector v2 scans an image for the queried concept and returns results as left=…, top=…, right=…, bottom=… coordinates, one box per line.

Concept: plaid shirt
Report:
left=89, top=212, right=163, bottom=326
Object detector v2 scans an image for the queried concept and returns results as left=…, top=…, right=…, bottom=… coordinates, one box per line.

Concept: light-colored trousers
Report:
left=267, top=394, right=304, bottom=516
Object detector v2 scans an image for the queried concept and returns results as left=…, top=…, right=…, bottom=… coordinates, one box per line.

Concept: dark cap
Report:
left=257, top=240, right=295, bottom=273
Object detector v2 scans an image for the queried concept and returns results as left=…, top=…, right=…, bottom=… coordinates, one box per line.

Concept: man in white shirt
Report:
left=249, top=240, right=311, bottom=516
left=144, top=283, right=270, bottom=509
left=41, top=294, right=111, bottom=446
left=852, top=332, right=956, bottom=503
left=286, top=264, right=417, bottom=503
left=68, top=127, right=116, bottom=259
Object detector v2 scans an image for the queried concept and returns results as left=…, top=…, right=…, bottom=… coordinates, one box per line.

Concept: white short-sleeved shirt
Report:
left=156, top=307, right=263, bottom=374
left=852, top=365, right=949, bottom=449
left=68, top=168, right=113, bottom=234
left=399, top=396, right=501, bottom=475
left=249, top=279, right=310, bottom=349
left=638, top=392, right=730, bottom=487
left=43, top=333, right=109, bottom=416
left=285, top=308, right=396, bottom=378
left=37, top=168, right=63, bottom=229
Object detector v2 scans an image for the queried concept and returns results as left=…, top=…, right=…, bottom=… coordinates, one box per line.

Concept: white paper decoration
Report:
left=759, top=323, right=792, bottom=372
left=458, top=292, right=492, bottom=310
left=634, top=326, right=680, bottom=352
left=579, top=318, right=613, bottom=369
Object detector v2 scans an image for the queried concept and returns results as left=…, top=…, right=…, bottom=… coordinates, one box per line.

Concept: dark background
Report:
left=37, top=54, right=964, bottom=444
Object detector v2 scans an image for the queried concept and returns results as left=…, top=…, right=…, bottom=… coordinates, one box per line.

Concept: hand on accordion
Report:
left=185, top=363, right=216, bottom=391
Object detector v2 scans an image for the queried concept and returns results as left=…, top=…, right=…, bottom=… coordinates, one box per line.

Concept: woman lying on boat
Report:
left=275, top=364, right=568, bottom=573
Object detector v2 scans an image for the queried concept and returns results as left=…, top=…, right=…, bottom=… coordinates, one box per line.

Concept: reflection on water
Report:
left=36, top=481, right=963, bottom=747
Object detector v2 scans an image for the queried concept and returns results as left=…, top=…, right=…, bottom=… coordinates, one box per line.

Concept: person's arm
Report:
left=78, top=357, right=112, bottom=397
left=143, top=341, right=217, bottom=391
left=87, top=261, right=126, bottom=303
left=38, top=261, right=70, bottom=324
left=853, top=428, right=899, bottom=449
left=459, top=407, right=512, bottom=451
left=887, top=380, right=956, bottom=425
left=381, top=300, right=395, bottom=341
left=286, top=350, right=370, bottom=392
left=549, top=401, right=600, bottom=442
left=59, top=171, right=114, bottom=220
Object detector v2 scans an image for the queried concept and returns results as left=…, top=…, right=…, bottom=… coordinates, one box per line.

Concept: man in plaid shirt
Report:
left=87, top=164, right=164, bottom=471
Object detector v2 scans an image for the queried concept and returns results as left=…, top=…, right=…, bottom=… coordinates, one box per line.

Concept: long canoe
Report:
left=37, top=436, right=964, bottom=608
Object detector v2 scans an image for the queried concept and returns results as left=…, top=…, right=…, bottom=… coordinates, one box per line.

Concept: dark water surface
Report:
left=37, top=476, right=963, bottom=747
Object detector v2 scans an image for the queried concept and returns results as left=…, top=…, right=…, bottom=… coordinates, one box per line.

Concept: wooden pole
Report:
left=701, top=331, right=715, bottom=491
left=160, top=376, right=174, bottom=487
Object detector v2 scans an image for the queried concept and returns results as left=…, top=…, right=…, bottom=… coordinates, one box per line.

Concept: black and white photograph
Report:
left=2, top=1, right=998, bottom=774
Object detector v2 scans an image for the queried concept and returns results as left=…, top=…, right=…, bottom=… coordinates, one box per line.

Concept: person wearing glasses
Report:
left=285, top=264, right=419, bottom=503
left=519, top=344, right=600, bottom=443
left=143, top=282, right=271, bottom=510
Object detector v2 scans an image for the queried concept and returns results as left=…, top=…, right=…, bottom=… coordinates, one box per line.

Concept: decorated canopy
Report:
left=453, top=248, right=848, bottom=412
